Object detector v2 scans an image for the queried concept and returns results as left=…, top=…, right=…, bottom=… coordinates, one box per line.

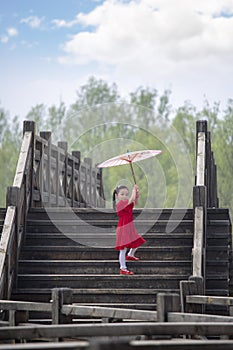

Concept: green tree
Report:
left=1, top=76, right=232, bottom=215
left=0, top=108, right=21, bottom=207
left=26, top=104, right=46, bottom=132
left=63, top=76, right=121, bottom=154
left=172, top=102, right=197, bottom=169
left=212, top=99, right=233, bottom=215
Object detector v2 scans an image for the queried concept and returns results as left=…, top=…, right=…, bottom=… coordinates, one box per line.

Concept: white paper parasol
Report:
left=96, top=149, right=162, bottom=183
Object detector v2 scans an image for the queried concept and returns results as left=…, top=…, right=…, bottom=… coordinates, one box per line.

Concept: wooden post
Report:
left=97, top=167, right=105, bottom=208
left=193, top=186, right=207, bottom=293
left=58, top=142, right=68, bottom=205
left=84, top=157, right=92, bottom=207
left=72, top=151, right=81, bottom=207
left=72, top=151, right=81, bottom=166
left=23, top=121, right=35, bottom=208
left=55, top=147, right=59, bottom=206
left=189, top=276, right=204, bottom=295
left=51, top=288, right=73, bottom=325
left=38, top=139, right=44, bottom=206
left=92, top=168, right=97, bottom=207
left=195, top=120, right=207, bottom=186
left=180, top=276, right=204, bottom=313
left=70, top=155, right=74, bottom=207
left=12, top=310, right=29, bottom=326
left=40, top=132, right=51, bottom=206
left=6, top=187, right=19, bottom=208
left=6, top=186, right=19, bottom=296
left=157, top=293, right=180, bottom=322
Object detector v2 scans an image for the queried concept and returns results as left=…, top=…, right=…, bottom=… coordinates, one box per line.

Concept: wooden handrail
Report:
left=0, top=121, right=35, bottom=299
left=32, top=133, right=104, bottom=208
left=192, top=120, right=207, bottom=284
left=62, top=304, right=157, bottom=321
left=0, top=120, right=105, bottom=299
left=0, top=207, right=17, bottom=299
left=2, top=321, right=233, bottom=341
left=196, top=131, right=205, bottom=186
left=186, top=295, right=233, bottom=307
left=0, top=299, right=52, bottom=312
left=192, top=206, right=204, bottom=277
left=192, top=120, right=220, bottom=292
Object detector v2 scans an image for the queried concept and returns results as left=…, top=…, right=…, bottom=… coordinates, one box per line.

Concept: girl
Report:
left=113, top=184, right=146, bottom=275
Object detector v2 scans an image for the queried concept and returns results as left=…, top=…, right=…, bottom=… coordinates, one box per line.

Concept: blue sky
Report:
left=1, top=0, right=233, bottom=120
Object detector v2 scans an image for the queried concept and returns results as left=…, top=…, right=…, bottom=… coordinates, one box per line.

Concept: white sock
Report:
left=119, top=248, right=127, bottom=270
left=128, top=248, right=137, bottom=257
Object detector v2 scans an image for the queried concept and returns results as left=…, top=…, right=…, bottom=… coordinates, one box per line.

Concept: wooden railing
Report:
left=0, top=121, right=35, bottom=299
left=32, top=131, right=104, bottom=208
left=2, top=291, right=233, bottom=348
left=192, top=120, right=219, bottom=294
left=0, top=121, right=105, bottom=299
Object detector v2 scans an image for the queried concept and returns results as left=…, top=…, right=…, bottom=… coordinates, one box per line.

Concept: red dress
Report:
left=115, top=200, right=146, bottom=250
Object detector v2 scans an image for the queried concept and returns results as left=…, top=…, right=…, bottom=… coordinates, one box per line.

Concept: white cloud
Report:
left=7, top=27, right=18, bottom=37
left=58, top=0, right=233, bottom=66
left=0, top=27, right=18, bottom=44
left=0, top=35, right=9, bottom=43
left=20, top=15, right=44, bottom=28
left=55, top=0, right=233, bottom=108
left=52, top=17, right=79, bottom=28
left=2, top=0, right=233, bottom=120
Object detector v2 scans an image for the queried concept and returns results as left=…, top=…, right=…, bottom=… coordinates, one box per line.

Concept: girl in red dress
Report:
left=113, top=184, right=146, bottom=275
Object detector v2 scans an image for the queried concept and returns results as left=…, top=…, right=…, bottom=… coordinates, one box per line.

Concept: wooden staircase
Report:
left=10, top=207, right=231, bottom=321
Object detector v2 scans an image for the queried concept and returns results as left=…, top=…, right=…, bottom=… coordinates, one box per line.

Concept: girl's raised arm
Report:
left=128, top=185, right=139, bottom=205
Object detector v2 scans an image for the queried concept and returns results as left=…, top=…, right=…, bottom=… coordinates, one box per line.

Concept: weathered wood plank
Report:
left=168, top=312, right=233, bottom=323
left=186, top=295, right=233, bottom=306
left=3, top=322, right=233, bottom=340
left=157, top=293, right=180, bottom=322
left=192, top=206, right=203, bottom=277
left=62, top=304, right=157, bottom=321
left=0, top=300, right=52, bottom=312
left=93, top=339, right=233, bottom=350
left=196, top=131, right=205, bottom=186
left=0, top=342, right=89, bottom=349
left=13, top=132, right=32, bottom=189
left=0, top=206, right=16, bottom=275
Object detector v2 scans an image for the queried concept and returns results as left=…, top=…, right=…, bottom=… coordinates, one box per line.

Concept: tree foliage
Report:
left=0, top=77, right=232, bottom=219
left=0, top=107, right=21, bottom=206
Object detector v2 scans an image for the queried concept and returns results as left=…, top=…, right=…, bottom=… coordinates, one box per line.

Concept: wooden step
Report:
left=25, top=220, right=194, bottom=234
left=12, top=207, right=232, bottom=322
left=18, top=259, right=192, bottom=275
left=19, top=245, right=228, bottom=261
left=27, top=207, right=194, bottom=221
left=16, top=274, right=229, bottom=292
left=23, top=231, right=229, bottom=248
left=24, top=232, right=194, bottom=247
left=20, top=246, right=193, bottom=260
left=12, top=288, right=179, bottom=304
left=0, top=208, right=6, bottom=221
left=207, top=208, right=232, bottom=220
left=17, top=274, right=190, bottom=289
left=206, top=260, right=230, bottom=275
left=12, top=287, right=228, bottom=305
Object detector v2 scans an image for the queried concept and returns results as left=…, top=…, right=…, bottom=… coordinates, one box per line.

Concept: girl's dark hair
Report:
left=112, top=185, right=128, bottom=210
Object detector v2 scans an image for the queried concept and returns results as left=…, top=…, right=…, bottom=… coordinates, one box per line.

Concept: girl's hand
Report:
left=133, top=185, right=139, bottom=198
left=128, top=184, right=139, bottom=204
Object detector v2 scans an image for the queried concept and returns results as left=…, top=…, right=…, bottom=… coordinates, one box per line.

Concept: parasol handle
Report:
left=129, top=161, right=137, bottom=184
